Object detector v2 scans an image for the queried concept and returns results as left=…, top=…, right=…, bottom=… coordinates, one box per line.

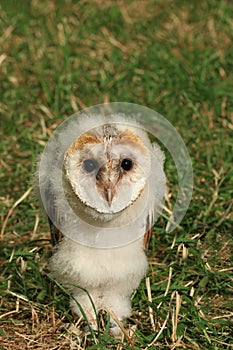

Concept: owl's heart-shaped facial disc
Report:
left=64, top=125, right=151, bottom=214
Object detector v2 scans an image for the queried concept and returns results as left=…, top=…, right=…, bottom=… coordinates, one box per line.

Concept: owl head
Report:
left=64, top=124, right=152, bottom=215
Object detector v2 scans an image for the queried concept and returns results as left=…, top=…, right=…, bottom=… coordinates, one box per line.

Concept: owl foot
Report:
left=109, top=322, right=123, bottom=339
left=109, top=321, right=137, bottom=339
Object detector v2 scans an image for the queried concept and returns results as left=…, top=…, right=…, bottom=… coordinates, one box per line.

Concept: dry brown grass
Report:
left=1, top=0, right=232, bottom=348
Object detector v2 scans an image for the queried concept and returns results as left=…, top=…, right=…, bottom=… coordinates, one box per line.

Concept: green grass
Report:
left=0, top=0, right=233, bottom=349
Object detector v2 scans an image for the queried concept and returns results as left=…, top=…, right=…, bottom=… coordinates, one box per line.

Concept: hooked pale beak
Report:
left=104, top=185, right=116, bottom=207
left=96, top=162, right=119, bottom=207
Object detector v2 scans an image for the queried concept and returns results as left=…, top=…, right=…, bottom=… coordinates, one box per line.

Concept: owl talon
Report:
left=109, top=321, right=137, bottom=338
left=109, top=321, right=118, bottom=328
left=109, top=324, right=123, bottom=338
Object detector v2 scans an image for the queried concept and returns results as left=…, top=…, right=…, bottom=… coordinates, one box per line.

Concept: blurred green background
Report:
left=0, top=1, right=232, bottom=349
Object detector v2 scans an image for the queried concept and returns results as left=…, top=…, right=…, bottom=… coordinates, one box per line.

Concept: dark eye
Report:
left=83, top=159, right=98, bottom=173
left=121, top=158, right=133, bottom=171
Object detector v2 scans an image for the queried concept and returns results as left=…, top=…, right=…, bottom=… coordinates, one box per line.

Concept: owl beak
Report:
left=96, top=164, right=118, bottom=206
left=106, top=188, right=114, bottom=206
left=103, top=183, right=116, bottom=207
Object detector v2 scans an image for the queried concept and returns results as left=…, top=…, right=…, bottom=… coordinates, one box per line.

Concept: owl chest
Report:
left=56, top=239, right=148, bottom=287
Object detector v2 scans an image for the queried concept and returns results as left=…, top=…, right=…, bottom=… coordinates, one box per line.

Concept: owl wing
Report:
left=143, top=141, right=165, bottom=250
left=45, top=185, right=64, bottom=248
left=48, top=216, right=63, bottom=247
left=143, top=208, right=154, bottom=250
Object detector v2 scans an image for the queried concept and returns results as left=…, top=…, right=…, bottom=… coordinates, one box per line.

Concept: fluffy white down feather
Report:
left=50, top=237, right=148, bottom=290
left=37, top=113, right=166, bottom=335
left=50, top=237, right=148, bottom=332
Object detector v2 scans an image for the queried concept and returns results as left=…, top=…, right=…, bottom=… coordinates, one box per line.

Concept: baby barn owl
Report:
left=40, top=114, right=166, bottom=336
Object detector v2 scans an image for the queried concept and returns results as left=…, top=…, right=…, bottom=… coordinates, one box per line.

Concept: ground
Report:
left=0, top=0, right=232, bottom=349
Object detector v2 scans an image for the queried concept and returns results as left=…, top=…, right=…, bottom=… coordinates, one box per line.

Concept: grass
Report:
left=0, top=0, right=233, bottom=348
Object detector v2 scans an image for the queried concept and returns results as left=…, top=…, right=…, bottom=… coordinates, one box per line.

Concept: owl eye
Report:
left=83, top=159, right=98, bottom=173
left=121, top=158, right=133, bottom=171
